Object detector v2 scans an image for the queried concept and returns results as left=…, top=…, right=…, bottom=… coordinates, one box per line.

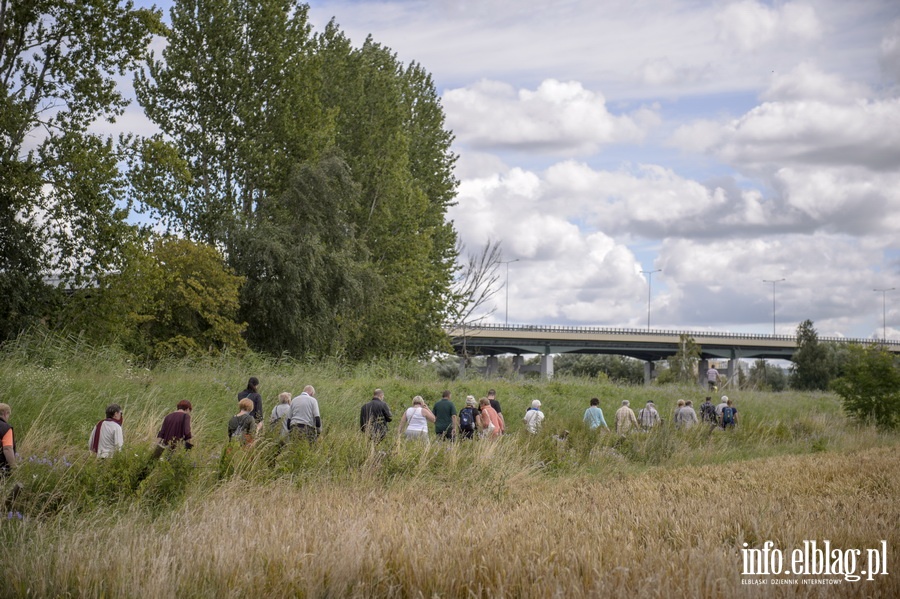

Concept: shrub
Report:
left=831, top=345, right=900, bottom=429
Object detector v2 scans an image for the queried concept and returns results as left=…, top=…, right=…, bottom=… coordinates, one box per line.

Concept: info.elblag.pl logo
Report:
left=741, top=540, right=889, bottom=585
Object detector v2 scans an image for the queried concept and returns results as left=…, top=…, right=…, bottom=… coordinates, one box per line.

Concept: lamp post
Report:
left=641, top=269, right=661, bottom=330
left=500, top=259, right=519, bottom=326
left=874, top=287, right=895, bottom=344
left=762, top=278, right=785, bottom=336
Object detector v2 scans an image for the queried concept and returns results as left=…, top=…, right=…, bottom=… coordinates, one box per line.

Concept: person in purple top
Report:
left=153, top=400, right=193, bottom=458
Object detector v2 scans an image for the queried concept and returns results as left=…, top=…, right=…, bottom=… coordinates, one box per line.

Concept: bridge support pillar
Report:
left=512, top=355, right=525, bottom=376
left=698, top=359, right=709, bottom=387
left=540, top=353, right=554, bottom=379
left=485, top=356, right=499, bottom=378
left=458, top=357, right=466, bottom=380
left=726, top=359, right=736, bottom=387
left=644, top=361, right=655, bottom=385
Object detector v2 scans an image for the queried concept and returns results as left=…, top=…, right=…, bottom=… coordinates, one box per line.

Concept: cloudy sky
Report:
left=140, top=0, right=900, bottom=340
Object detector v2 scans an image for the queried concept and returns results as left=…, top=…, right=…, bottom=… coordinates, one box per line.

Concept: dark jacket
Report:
left=360, top=398, right=393, bottom=439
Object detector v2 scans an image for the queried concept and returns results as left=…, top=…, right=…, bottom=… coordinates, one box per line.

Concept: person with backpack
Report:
left=721, top=398, right=738, bottom=430
left=458, top=396, right=478, bottom=440
left=699, top=396, right=717, bottom=425
left=228, top=398, right=257, bottom=446
left=715, top=396, right=729, bottom=425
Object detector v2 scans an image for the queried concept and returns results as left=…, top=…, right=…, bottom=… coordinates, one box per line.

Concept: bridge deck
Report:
left=447, top=324, right=900, bottom=361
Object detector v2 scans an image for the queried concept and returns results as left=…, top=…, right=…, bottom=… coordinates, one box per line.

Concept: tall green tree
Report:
left=791, top=319, right=833, bottom=390
left=231, top=154, right=374, bottom=357
left=0, top=0, right=162, bottom=338
left=138, top=3, right=459, bottom=359
left=667, top=334, right=701, bottom=383
left=315, top=26, right=458, bottom=358
left=747, top=358, right=788, bottom=391
left=135, top=0, right=332, bottom=242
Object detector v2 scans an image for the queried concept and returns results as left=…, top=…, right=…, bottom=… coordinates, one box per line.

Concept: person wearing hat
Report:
left=523, top=400, right=544, bottom=434
left=638, top=400, right=660, bottom=429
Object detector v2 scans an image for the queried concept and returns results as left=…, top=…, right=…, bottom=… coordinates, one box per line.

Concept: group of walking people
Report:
left=359, top=388, right=510, bottom=442
left=0, top=378, right=745, bottom=474
left=608, top=395, right=739, bottom=435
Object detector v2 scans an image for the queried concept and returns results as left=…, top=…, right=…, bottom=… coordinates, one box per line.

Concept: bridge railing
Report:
left=445, top=323, right=900, bottom=347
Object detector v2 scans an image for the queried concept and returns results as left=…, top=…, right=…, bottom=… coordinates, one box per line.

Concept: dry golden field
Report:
left=4, top=444, right=897, bottom=598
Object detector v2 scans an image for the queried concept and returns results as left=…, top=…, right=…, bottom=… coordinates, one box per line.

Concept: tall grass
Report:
left=3, top=448, right=897, bottom=597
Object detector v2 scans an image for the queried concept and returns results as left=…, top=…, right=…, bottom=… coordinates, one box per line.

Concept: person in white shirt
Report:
left=88, top=404, right=124, bottom=458
left=523, top=400, right=544, bottom=434
left=398, top=396, right=435, bottom=440
left=707, top=366, right=719, bottom=390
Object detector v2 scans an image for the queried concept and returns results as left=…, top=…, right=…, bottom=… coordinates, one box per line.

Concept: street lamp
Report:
left=499, top=258, right=519, bottom=326
left=874, top=287, right=895, bottom=344
left=763, top=278, right=785, bottom=336
left=641, top=269, right=661, bottom=330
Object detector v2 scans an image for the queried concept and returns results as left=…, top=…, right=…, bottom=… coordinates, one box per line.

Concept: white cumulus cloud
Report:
left=716, top=1, right=821, bottom=51
left=443, top=79, right=656, bottom=154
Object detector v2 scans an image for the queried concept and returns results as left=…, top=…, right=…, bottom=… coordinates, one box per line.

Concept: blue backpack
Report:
left=722, top=406, right=735, bottom=427
left=459, top=407, right=476, bottom=432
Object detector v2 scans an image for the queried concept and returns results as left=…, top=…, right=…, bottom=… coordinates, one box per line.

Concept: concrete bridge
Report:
left=446, top=323, right=900, bottom=383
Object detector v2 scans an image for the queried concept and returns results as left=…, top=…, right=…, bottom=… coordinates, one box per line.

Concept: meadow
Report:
left=1, top=334, right=898, bottom=598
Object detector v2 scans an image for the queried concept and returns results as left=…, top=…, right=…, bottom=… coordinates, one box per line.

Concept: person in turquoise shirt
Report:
left=583, top=397, right=609, bottom=431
